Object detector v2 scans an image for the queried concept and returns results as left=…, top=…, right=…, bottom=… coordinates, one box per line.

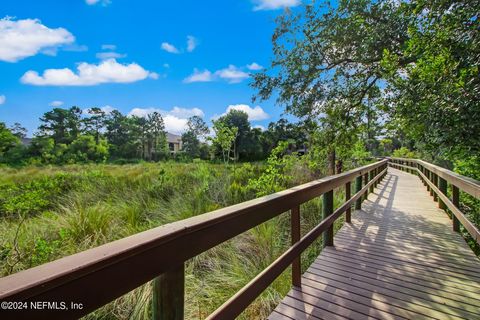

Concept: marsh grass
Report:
left=0, top=161, right=350, bottom=319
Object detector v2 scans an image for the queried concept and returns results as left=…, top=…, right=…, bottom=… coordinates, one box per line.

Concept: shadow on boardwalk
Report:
left=269, top=168, right=480, bottom=320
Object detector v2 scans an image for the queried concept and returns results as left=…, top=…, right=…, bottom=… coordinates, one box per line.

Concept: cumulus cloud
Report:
left=183, top=69, right=213, bottom=83
left=96, top=51, right=127, bottom=60
left=0, top=95, right=5, bottom=105
left=247, top=62, right=263, bottom=70
left=0, top=17, right=75, bottom=62
left=128, top=106, right=205, bottom=134
left=161, top=42, right=180, bottom=54
left=186, top=35, right=198, bottom=52
left=223, top=104, right=269, bottom=121
left=253, top=0, right=301, bottom=11
left=49, top=100, right=64, bottom=107
left=185, top=65, right=251, bottom=84
left=215, top=65, right=250, bottom=83
left=21, top=59, right=157, bottom=86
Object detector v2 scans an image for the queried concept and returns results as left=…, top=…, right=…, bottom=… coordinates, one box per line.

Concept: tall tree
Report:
left=39, top=107, right=82, bottom=145
left=83, top=107, right=107, bottom=144
left=182, top=116, right=209, bottom=158
left=215, top=110, right=250, bottom=161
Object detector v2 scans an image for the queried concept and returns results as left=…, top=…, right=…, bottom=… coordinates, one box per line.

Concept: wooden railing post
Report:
left=322, top=190, right=334, bottom=247
left=345, top=181, right=351, bottom=223
left=363, top=173, right=369, bottom=201
left=355, top=176, right=362, bottom=210
left=433, top=174, right=439, bottom=202
left=452, top=186, right=460, bottom=232
left=152, top=264, right=185, bottom=320
left=369, top=170, right=374, bottom=193
left=428, top=171, right=434, bottom=196
left=438, top=177, right=447, bottom=210
left=291, top=206, right=301, bottom=287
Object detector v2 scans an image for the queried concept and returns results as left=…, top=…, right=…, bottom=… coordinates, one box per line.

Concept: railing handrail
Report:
left=390, top=157, right=480, bottom=198
left=389, top=157, right=480, bottom=245
left=0, top=159, right=388, bottom=319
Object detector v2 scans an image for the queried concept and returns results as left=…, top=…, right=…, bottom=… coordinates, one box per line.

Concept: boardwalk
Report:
left=269, top=168, right=480, bottom=320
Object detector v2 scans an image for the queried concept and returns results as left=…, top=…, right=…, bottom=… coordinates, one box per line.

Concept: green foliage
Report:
left=392, top=147, right=416, bottom=158
left=211, top=120, right=238, bottom=164
left=248, top=142, right=293, bottom=196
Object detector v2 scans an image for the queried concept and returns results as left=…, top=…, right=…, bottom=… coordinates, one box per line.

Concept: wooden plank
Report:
left=270, top=168, right=480, bottom=320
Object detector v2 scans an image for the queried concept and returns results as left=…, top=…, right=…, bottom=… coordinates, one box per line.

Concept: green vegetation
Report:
left=0, top=148, right=367, bottom=319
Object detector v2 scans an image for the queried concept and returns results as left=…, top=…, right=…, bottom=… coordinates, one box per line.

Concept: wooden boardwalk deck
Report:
left=269, top=168, right=480, bottom=320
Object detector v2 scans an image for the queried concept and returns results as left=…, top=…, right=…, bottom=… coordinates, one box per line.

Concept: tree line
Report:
left=0, top=106, right=330, bottom=165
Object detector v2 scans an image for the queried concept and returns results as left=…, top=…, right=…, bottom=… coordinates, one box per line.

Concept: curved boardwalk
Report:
left=269, top=168, right=480, bottom=320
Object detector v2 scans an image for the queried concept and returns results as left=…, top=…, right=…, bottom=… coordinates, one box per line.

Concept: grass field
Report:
left=0, top=161, right=349, bottom=319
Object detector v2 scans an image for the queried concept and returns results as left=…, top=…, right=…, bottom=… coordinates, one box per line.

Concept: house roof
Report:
left=167, top=133, right=182, bottom=143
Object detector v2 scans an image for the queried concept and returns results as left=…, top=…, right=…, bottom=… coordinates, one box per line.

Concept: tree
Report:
left=67, top=135, right=109, bottom=162
left=187, top=115, right=209, bottom=137
left=105, top=110, right=140, bottom=159
left=147, top=112, right=167, bottom=160
left=182, top=116, right=209, bottom=158
left=211, top=121, right=238, bottom=164
left=39, top=107, right=82, bottom=145
left=253, top=0, right=479, bottom=167
left=83, top=107, right=107, bottom=144
left=10, top=123, right=27, bottom=139
left=214, top=110, right=250, bottom=161
left=0, top=122, right=20, bottom=160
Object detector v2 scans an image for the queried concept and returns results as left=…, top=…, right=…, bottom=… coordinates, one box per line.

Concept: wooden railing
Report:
left=0, top=160, right=388, bottom=320
left=389, top=157, right=480, bottom=245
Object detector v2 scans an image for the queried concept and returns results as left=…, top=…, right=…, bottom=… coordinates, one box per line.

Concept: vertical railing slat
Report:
left=345, top=181, right=351, bottom=223
left=322, top=190, right=334, bottom=247
left=152, top=264, right=185, bottom=320
left=291, top=206, right=301, bottom=287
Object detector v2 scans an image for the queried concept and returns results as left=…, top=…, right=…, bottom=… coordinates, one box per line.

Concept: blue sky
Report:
left=0, top=0, right=302, bottom=136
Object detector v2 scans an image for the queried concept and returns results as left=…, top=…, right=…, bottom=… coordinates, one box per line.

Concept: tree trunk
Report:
left=336, top=159, right=343, bottom=174
left=328, top=149, right=336, bottom=176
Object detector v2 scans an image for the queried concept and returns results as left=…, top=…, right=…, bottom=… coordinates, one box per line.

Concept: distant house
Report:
left=167, top=133, right=182, bottom=153
left=20, top=138, right=32, bottom=146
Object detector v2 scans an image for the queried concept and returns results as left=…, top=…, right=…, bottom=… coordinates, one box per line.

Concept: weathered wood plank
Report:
left=270, top=168, right=480, bottom=320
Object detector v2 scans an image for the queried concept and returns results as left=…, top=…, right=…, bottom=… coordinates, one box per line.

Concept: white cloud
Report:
left=163, top=63, right=170, bottom=68
left=161, top=42, right=180, bottom=54
left=170, top=106, right=204, bottom=118
left=183, top=68, right=213, bottom=83
left=186, top=35, right=198, bottom=52
left=215, top=65, right=250, bottom=83
left=247, top=62, right=263, bottom=70
left=225, top=104, right=269, bottom=121
left=96, top=51, right=127, bottom=60
left=86, top=0, right=111, bottom=6
left=101, top=44, right=116, bottom=50
left=21, top=59, right=157, bottom=86
left=253, top=0, right=301, bottom=11
left=128, top=106, right=205, bottom=134
left=0, top=95, right=5, bottom=105
left=0, top=17, right=74, bottom=62
left=254, top=125, right=265, bottom=131
left=49, top=100, right=64, bottom=107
